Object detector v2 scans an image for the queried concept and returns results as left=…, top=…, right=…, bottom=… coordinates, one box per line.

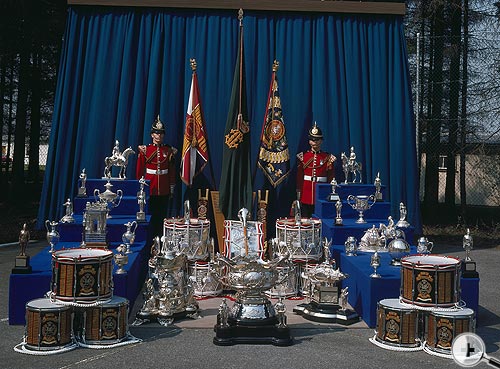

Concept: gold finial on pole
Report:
left=238, top=8, right=244, bottom=26
left=190, top=58, right=197, bottom=71
left=272, top=60, right=279, bottom=72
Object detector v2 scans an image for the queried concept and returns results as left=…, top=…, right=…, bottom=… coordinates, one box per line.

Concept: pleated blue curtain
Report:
left=38, top=7, right=420, bottom=230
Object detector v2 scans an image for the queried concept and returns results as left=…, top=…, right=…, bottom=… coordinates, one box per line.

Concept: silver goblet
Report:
left=45, top=220, right=60, bottom=254
left=370, top=251, right=381, bottom=278
left=347, top=194, right=376, bottom=224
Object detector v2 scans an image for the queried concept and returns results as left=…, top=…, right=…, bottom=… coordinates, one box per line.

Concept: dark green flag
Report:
left=219, top=14, right=253, bottom=220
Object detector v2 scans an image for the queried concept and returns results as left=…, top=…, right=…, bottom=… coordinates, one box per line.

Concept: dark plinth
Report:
left=213, top=320, right=293, bottom=346
left=462, top=260, right=479, bottom=278
left=12, top=256, right=32, bottom=274
left=293, top=302, right=359, bottom=325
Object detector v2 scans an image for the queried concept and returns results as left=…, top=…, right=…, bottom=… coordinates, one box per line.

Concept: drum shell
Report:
left=51, top=248, right=113, bottom=303
left=400, top=255, right=461, bottom=308
left=265, top=264, right=299, bottom=298
left=163, top=218, right=210, bottom=261
left=424, top=308, right=475, bottom=354
left=25, top=298, right=73, bottom=350
left=275, top=218, right=322, bottom=262
left=82, top=296, right=129, bottom=344
left=223, top=220, right=265, bottom=259
left=188, top=261, right=223, bottom=297
left=375, top=299, right=420, bottom=348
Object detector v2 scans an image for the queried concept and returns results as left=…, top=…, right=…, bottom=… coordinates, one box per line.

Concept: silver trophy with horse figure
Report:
left=103, top=139, right=135, bottom=179
left=341, top=146, right=362, bottom=183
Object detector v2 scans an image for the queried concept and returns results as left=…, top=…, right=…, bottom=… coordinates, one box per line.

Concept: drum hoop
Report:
left=54, top=249, right=113, bottom=262
left=401, top=255, right=461, bottom=269
left=378, top=299, right=416, bottom=311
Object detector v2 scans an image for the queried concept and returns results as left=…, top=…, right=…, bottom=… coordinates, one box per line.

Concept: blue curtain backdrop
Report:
left=38, top=6, right=421, bottom=231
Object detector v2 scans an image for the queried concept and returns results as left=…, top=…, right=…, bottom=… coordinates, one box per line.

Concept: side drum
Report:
left=400, top=254, right=461, bottom=308
left=51, top=248, right=113, bottom=304
left=80, top=296, right=129, bottom=345
left=424, top=308, right=475, bottom=355
left=375, top=299, right=421, bottom=348
left=163, top=218, right=210, bottom=261
left=224, top=220, right=265, bottom=259
left=265, top=264, right=299, bottom=298
left=24, top=298, right=74, bottom=351
left=275, top=218, right=322, bottom=261
left=188, top=261, right=223, bottom=297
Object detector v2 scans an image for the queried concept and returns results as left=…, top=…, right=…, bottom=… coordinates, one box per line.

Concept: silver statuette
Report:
left=374, top=172, right=382, bottom=201
left=334, top=199, right=343, bottom=226
left=60, top=198, right=75, bottom=223
left=327, top=178, right=340, bottom=202
left=396, top=202, right=410, bottom=228
left=137, top=176, right=148, bottom=222
left=77, top=168, right=87, bottom=197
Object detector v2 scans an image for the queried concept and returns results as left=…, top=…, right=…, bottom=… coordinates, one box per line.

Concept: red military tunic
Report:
left=136, top=143, right=177, bottom=196
left=296, top=150, right=336, bottom=205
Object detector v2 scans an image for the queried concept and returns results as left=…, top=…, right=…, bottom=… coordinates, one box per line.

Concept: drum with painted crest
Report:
left=163, top=218, right=210, bottom=261
left=188, top=261, right=223, bottom=297
left=223, top=220, right=265, bottom=259
left=400, top=254, right=461, bottom=308
left=424, top=308, right=475, bottom=354
left=375, top=298, right=420, bottom=348
left=79, top=296, right=129, bottom=345
left=51, top=248, right=113, bottom=303
left=275, top=218, right=322, bottom=262
left=24, top=298, right=74, bottom=351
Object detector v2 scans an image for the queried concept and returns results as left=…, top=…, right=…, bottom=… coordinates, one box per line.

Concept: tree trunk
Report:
left=459, top=0, right=469, bottom=222
left=28, top=50, right=41, bottom=185
left=445, top=0, right=462, bottom=211
left=423, top=2, right=445, bottom=214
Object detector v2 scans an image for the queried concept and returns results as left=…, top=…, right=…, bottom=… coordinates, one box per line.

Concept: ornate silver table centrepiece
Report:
left=347, top=194, right=375, bottom=224
left=82, top=201, right=108, bottom=248
left=344, top=236, right=358, bottom=256
left=293, top=239, right=359, bottom=324
left=133, top=238, right=199, bottom=327
left=341, top=146, right=362, bottom=183
left=211, top=208, right=294, bottom=346
left=94, top=180, right=123, bottom=217
left=358, top=225, right=386, bottom=252
left=45, top=220, right=60, bottom=254
left=103, top=140, right=135, bottom=179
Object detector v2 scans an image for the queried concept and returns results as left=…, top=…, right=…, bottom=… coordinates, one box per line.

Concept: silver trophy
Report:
left=114, top=244, right=128, bottom=274
left=60, top=198, right=75, bottom=223
left=45, top=220, right=60, bottom=254
left=137, top=176, right=148, bottom=222
left=82, top=201, right=108, bottom=247
left=122, top=221, right=137, bottom=254
left=370, top=250, right=381, bottom=278
left=344, top=236, right=357, bottom=256
left=374, top=172, right=382, bottom=201
left=417, top=236, right=434, bottom=254
left=341, top=146, right=362, bottom=183
left=77, top=168, right=87, bottom=197
left=387, top=236, right=410, bottom=266
left=396, top=202, right=410, bottom=228
left=103, top=140, right=135, bottom=179
left=463, top=228, right=473, bottom=261
left=335, top=200, right=343, bottom=226
left=327, top=178, right=340, bottom=202
left=347, top=194, right=376, bottom=223
left=94, top=180, right=123, bottom=217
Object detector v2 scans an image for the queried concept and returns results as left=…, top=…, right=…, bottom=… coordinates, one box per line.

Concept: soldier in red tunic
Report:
left=296, top=122, right=336, bottom=217
left=136, top=116, right=177, bottom=239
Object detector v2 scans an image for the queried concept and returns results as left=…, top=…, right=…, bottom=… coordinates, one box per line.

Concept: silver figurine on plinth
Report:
left=417, top=237, right=434, bottom=254
left=396, top=202, right=410, bottom=228
left=341, top=146, right=362, bottom=183
left=344, top=236, right=357, bottom=256
left=103, top=140, right=135, bottom=179
left=374, top=172, right=382, bottom=201
left=370, top=251, right=381, bottom=278
left=335, top=200, right=343, bottom=226
left=122, top=221, right=137, bottom=254
left=347, top=194, right=376, bottom=223
left=114, top=244, right=128, bottom=274
left=327, top=178, right=340, bottom=202
left=12, top=223, right=32, bottom=274
left=77, top=168, right=87, bottom=197
left=60, top=198, right=75, bottom=223
left=137, top=176, right=148, bottom=222
left=462, top=228, right=478, bottom=278
left=94, top=180, right=123, bottom=217
left=45, top=220, right=60, bottom=254
left=463, top=228, right=473, bottom=261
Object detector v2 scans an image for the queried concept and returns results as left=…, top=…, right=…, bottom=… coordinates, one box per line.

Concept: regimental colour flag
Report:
left=257, top=60, right=290, bottom=187
left=180, top=60, right=209, bottom=186
left=219, top=10, right=253, bottom=220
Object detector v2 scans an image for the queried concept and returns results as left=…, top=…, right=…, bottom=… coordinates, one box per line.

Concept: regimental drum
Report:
left=224, top=220, right=265, bottom=259
left=424, top=308, right=475, bottom=355
left=80, top=296, right=129, bottom=345
left=400, top=255, right=461, bottom=308
left=163, top=218, right=210, bottom=261
left=24, top=298, right=74, bottom=351
left=265, top=264, right=299, bottom=298
left=188, top=261, right=223, bottom=297
left=298, top=262, right=319, bottom=297
left=375, top=299, right=420, bottom=348
left=275, top=218, right=322, bottom=262
left=51, top=248, right=113, bottom=303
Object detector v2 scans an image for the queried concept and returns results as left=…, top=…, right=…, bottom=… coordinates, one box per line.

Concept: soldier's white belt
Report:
left=304, top=175, right=327, bottom=182
left=146, top=168, right=169, bottom=175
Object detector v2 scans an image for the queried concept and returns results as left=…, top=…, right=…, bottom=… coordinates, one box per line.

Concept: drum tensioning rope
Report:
left=77, top=333, right=142, bottom=350
left=369, top=334, right=424, bottom=352
left=14, top=339, right=78, bottom=355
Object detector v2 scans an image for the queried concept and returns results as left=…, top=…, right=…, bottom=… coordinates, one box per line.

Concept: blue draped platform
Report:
left=9, top=179, right=151, bottom=325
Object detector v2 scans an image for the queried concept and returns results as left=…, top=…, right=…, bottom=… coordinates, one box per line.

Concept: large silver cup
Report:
left=94, top=180, right=123, bottom=217
left=347, top=194, right=376, bottom=223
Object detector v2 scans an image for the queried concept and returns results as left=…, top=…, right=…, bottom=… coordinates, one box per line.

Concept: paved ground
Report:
left=1, top=240, right=499, bottom=369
